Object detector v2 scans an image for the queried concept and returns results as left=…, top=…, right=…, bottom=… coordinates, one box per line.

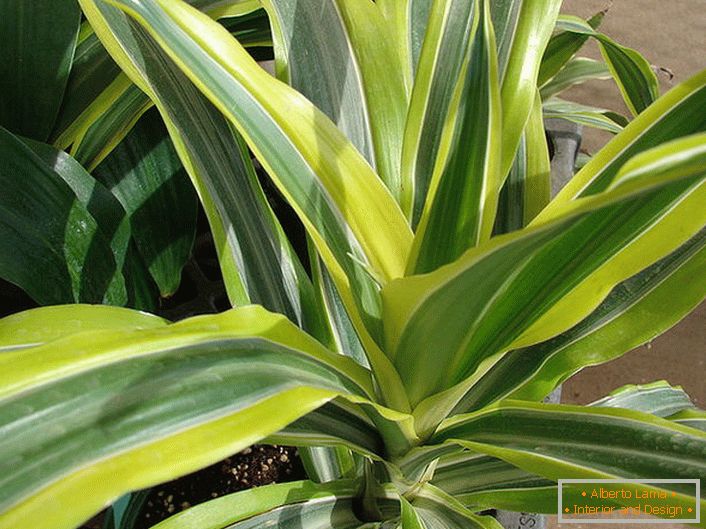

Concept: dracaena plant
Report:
left=1, top=1, right=706, bottom=529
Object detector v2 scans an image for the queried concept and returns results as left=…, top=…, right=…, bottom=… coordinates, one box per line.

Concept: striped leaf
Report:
left=555, top=15, right=659, bottom=116
left=263, top=0, right=408, bottom=203
left=540, top=57, right=612, bottom=100
left=591, top=381, right=699, bottom=418
left=493, top=90, right=550, bottom=235
left=499, top=0, right=562, bottom=178
left=0, top=0, right=81, bottom=141
left=669, top=409, right=706, bottom=433
left=70, top=77, right=153, bottom=170
left=431, top=452, right=555, bottom=512
left=548, top=68, right=706, bottom=206
left=537, top=9, right=605, bottom=87
left=401, top=0, right=476, bottom=223
left=408, top=484, right=504, bottom=529
left=409, top=0, right=502, bottom=274
left=0, top=305, right=378, bottom=529
left=542, top=98, right=626, bottom=134
left=385, top=134, right=706, bottom=417
left=459, top=224, right=706, bottom=409
left=331, top=1, right=409, bottom=205
left=432, top=401, right=706, bottom=514
left=145, top=480, right=364, bottom=529
left=51, top=22, right=123, bottom=145
left=57, top=9, right=271, bottom=170
left=262, top=0, right=376, bottom=167
left=84, top=0, right=412, bottom=408
left=408, top=0, right=433, bottom=76
left=78, top=0, right=329, bottom=337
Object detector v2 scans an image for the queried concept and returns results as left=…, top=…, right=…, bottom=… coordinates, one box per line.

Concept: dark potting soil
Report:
left=79, top=445, right=305, bottom=529
left=134, top=445, right=305, bottom=528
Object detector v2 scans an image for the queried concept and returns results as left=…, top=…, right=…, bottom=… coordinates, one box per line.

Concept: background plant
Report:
left=1, top=1, right=706, bottom=529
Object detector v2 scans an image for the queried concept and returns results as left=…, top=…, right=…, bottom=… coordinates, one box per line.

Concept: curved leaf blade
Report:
left=149, top=479, right=362, bottom=529
left=0, top=127, right=125, bottom=305
left=433, top=401, right=706, bottom=514
left=499, top=0, right=562, bottom=178
left=401, top=0, right=475, bottom=223
left=456, top=224, right=706, bottom=409
left=410, top=0, right=502, bottom=274
left=0, top=305, right=375, bottom=529
left=386, top=134, right=706, bottom=411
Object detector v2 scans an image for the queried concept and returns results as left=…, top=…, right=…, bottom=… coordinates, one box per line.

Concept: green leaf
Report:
left=263, top=0, right=408, bottom=205
left=554, top=15, right=659, bottom=116
left=299, top=445, right=361, bottom=483
left=550, top=68, right=706, bottom=206
left=493, top=90, right=550, bottom=235
left=407, top=0, right=433, bottom=76
left=0, top=0, right=81, bottom=141
left=55, top=8, right=270, bottom=168
left=462, top=224, right=706, bottom=408
left=332, top=1, right=409, bottom=205
left=537, top=9, right=605, bottom=87
left=271, top=400, right=384, bottom=459
left=20, top=136, right=133, bottom=271
left=410, top=484, right=505, bottom=529
left=432, top=401, right=706, bottom=513
left=409, top=0, right=502, bottom=274
left=262, top=0, right=375, bottom=168
left=0, top=304, right=166, bottom=352
left=431, top=452, right=555, bottom=512
left=401, top=0, right=476, bottom=223
left=83, top=0, right=411, bottom=408
left=147, top=480, right=364, bottom=529
left=499, top=0, right=562, bottom=178
left=543, top=98, right=625, bottom=134
left=668, top=409, right=706, bottom=433
left=385, top=134, right=706, bottom=418
left=71, top=79, right=153, bottom=171
left=591, top=381, right=699, bottom=417
left=488, top=0, right=521, bottom=79
left=0, top=305, right=377, bottom=529
left=94, top=109, right=198, bottom=296
left=540, top=57, right=612, bottom=100
left=51, top=23, right=123, bottom=145
left=78, top=0, right=331, bottom=340
left=0, top=127, right=126, bottom=305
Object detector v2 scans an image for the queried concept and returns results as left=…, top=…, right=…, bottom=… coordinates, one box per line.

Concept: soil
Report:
left=79, top=445, right=305, bottom=529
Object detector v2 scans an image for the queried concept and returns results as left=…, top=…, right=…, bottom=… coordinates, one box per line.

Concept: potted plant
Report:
left=1, top=1, right=705, bottom=529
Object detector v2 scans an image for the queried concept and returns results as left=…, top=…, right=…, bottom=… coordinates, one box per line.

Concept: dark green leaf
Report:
left=0, top=0, right=81, bottom=140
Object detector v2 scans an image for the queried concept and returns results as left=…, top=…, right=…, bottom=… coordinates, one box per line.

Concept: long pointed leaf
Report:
left=386, top=134, right=706, bottom=415
left=0, top=305, right=376, bottom=529
left=147, top=480, right=362, bottom=529
left=555, top=15, right=659, bottom=116
left=548, top=68, right=706, bottom=207
left=401, top=0, right=475, bottom=223
left=499, top=0, right=562, bottom=178
left=84, top=0, right=411, bottom=407
left=409, top=0, right=501, bottom=274
left=261, top=0, right=376, bottom=167
left=79, top=0, right=330, bottom=338
left=433, top=401, right=706, bottom=515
